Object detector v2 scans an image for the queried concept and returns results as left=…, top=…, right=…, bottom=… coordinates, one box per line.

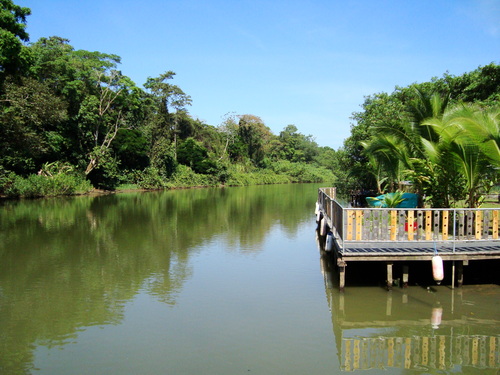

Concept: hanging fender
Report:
left=432, top=255, right=444, bottom=284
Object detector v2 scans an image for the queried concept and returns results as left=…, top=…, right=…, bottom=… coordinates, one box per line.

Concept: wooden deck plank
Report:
left=346, top=209, right=354, bottom=241
left=466, top=211, right=472, bottom=239
left=332, top=240, right=500, bottom=261
left=425, top=211, right=432, bottom=240
left=407, top=210, right=414, bottom=241
left=493, top=210, right=499, bottom=239
left=482, top=210, right=490, bottom=239
left=397, top=210, right=405, bottom=241
left=433, top=211, right=440, bottom=239
left=355, top=210, right=363, bottom=240
left=458, top=210, right=465, bottom=239
left=442, top=210, right=449, bottom=241
left=390, top=210, right=397, bottom=241
left=381, top=210, right=388, bottom=241
left=476, top=210, right=482, bottom=240
left=416, top=210, right=424, bottom=240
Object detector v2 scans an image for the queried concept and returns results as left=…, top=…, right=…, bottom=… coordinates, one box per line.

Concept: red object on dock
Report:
left=405, top=221, right=417, bottom=231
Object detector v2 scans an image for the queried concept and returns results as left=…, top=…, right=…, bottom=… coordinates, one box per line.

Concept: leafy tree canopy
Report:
left=0, top=0, right=31, bottom=79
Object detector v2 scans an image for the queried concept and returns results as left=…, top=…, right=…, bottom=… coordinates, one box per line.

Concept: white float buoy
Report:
left=432, top=254, right=444, bottom=284
left=315, top=201, right=319, bottom=215
left=320, top=217, right=327, bottom=236
left=431, top=306, right=443, bottom=329
left=325, top=232, right=334, bottom=251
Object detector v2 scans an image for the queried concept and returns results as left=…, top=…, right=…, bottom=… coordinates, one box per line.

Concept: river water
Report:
left=0, top=184, right=498, bottom=374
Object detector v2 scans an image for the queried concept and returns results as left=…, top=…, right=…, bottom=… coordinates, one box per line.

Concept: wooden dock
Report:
left=317, top=188, right=500, bottom=290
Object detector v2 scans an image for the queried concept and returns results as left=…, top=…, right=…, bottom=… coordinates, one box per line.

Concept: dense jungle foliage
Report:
left=1, top=1, right=499, bottom=206
left=338, top=62, right=500, bottom=208
left=0, top=1, right=337, bottom=197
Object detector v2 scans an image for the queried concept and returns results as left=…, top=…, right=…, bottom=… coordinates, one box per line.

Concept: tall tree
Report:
left=0, top=0, right=31, bottom=81
left=237, top=114, right=272, bottom=167
left=343, top=92, right=407, bottom=192
left=82, top=69, right=138, bottom=175
left=217, top=113, right=240, bottom=161
left=25, top=37, right=144, bottom=187
left=144, top=71, right=191, bottom=161
left=0, top=76, right=67, bottom=173
left=278, top=125, right=319, bottom=163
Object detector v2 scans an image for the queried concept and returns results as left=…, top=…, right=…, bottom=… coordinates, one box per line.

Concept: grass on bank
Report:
left=1, top=161, right=336, bottom=198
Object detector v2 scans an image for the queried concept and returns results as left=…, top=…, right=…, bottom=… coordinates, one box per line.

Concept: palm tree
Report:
left=422, top=103, right=497, bottom=208
left=362, top=89, right=454, bottom=206
left=361, top=134, right=411, bottom=193
left=360, top=88, right=498, bottom=208
left=452, top=104, right=500, bottom=167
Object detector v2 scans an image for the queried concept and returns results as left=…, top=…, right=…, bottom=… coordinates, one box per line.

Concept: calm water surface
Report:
left=0, top=184, right=498, bottom=374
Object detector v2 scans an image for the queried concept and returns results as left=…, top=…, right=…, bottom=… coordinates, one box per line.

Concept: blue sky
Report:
left=17, top=0, right=500, bottom=149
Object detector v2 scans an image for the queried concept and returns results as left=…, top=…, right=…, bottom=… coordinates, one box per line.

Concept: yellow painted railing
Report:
left=344, top=208, right=499, bottom=242
left=318, top=188, right=500, bottom=243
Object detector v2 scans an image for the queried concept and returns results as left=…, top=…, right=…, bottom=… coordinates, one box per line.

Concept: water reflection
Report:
left=319, top=250, right=500, bottom=373
left=0, top=184, right=317, bottom=374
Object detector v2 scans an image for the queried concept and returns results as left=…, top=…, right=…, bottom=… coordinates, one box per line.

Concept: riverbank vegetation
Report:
left=337, top=63, right=500, bottom=208
left=0, top=1, right=336, bottom=198
left=1, top=1, right=499, bottom=205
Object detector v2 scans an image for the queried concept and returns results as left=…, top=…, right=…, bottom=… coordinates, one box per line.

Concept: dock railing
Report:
left=318, top=188, right=500, bottom=254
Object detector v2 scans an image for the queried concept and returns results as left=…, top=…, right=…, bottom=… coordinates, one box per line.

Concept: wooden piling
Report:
left=387, top=262, right=393, bottom=290
left=338, top=259, right=347, bottom=292
left=452, top=261, right=455, bottom=289
left=402, top=265, right=409, bottom=288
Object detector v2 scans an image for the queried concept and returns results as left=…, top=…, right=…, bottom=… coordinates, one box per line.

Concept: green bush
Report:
left=210, top=160, right=230, bottom=184
left=171, top=165, right=217, bottom=187
left=4, top=172, right=92, bottom=198
left=253, top=169, right=290, bottom=184
left=135, top=167, right=172, bottom=189
left=0, top=168, right=18, bottom=195
left=269, top=161, right=335, bottom=183
left=382, top=191, right=406, bottom=208
left=87, top=153, right=122, bottom=190
left=225, top=168, right=290, bottom=186
left=226, top=171, right=253, bottom=186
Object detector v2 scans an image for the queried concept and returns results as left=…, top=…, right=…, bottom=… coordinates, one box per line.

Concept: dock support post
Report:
left=452, top=261, right=455, bottom=289
left=338, top=259, right=346, bottom=292
left=387, top=262, right=393, bottom=291
left=456, top=260, right=464, bottom=288
left=402, top=265, right=409, bottom=288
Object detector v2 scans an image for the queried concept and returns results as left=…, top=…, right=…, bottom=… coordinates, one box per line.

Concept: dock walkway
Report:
left=317, top=188, right=500, bottom=290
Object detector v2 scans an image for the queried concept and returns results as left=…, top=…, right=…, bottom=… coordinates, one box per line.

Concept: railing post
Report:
left=330, top=199, right=333, bottom=229
left=342, top=205, right=346, bottom=253
left=453, top=209, right=456, bottom=253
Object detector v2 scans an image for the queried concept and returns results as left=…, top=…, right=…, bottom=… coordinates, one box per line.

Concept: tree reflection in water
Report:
left=0, top=184, right=317, bottom=374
